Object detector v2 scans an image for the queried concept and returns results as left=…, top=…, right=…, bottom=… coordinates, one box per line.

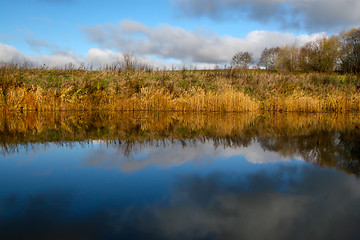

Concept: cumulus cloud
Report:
left=0, top=43, right=26, bottom=63
left=85, top=48, right=124, bottom=67
left=82, top=20, right=323, bottom=64
left=1, top=19, right=324, bottom=68
left=0, top=42, right=84, bottom=68
left=0, top=42, right=174, bottom=69
left=174, top=0, right=360, bottom=32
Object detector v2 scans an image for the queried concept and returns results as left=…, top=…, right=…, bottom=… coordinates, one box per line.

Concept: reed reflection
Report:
left=1, top=111, right=360, bottom=175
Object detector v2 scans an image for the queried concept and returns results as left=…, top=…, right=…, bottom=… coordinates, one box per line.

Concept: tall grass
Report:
left=1, top=63, right=359, bottom=112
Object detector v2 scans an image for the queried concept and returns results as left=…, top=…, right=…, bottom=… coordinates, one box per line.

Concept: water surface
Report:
left=1, top=111, right=360, bottom=239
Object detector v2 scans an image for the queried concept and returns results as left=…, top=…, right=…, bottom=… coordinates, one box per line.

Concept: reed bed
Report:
left=1, top=65, right=359, bottom=112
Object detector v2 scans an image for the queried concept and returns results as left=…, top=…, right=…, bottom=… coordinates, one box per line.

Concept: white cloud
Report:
left=0, top=42, right=82, bottom=68
left=82, top=20, right=323, bottom=64
left=85, top=48, right=124, bottom=67
left=0, top=43, right=27, bottom=63
left=0, top=42, right=175, bottom=69
left=35, top=53, right=83, bottom=68
left=1, top=19, right=323, bottom=68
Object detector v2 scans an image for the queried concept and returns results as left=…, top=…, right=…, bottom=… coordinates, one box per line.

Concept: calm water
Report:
left=1, top=111, right=360, bottom=240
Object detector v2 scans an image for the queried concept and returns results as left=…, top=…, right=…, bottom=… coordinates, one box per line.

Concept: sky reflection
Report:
left=83, top=139, right=298, bottom=173
left=1, top=152, right=359, bottom=240
left=1, top=111, right=360, bottom=239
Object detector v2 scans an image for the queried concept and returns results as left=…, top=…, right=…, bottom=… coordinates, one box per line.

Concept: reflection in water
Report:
left=1, top=111, right=359, bottom=175
left=0, top=191, right=109, bottom=240
left=1, top=111, right=360, bottom=239
left=83, top=140, right=295, bottom=172
left=1, top=165, right=360, bottom=240
left=133, top=166, right=360, bottom=240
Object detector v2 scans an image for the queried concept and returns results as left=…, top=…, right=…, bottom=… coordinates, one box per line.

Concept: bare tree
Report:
left=339, top=28, right=360, bottom=74
left=231, top=51, right=253, bottom=69
left=298, top=35, right=339, bottom=73
left=259, top=47, right=280, bottom=70
left=276, top=44, right=299, bottom=71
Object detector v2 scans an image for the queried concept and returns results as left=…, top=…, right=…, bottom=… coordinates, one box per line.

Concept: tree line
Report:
left=231, top=28, right=360, bottom=74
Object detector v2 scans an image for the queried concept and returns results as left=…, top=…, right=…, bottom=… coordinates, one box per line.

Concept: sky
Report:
left=1, top=0, right=359, bottom=69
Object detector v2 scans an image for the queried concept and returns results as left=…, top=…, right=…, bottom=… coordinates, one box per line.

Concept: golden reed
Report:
left=1, top=67, right=359, bottom=112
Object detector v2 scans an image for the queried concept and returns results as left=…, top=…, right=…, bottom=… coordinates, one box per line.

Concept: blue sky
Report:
left=1, top=0, right=359, bottom=68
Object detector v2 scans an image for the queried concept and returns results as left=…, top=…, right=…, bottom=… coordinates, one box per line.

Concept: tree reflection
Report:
left=1, top=111, right=360, bottom=175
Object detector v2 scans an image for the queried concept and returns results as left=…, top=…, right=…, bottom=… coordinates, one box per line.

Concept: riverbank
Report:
left=1, top=66, right=359, bottom=112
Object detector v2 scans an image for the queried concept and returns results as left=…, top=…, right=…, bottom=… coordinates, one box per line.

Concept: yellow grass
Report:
left=1, top=66, right=359, bottom=112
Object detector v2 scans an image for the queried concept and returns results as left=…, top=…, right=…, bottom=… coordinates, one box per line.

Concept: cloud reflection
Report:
left=1, top=165, right=360, bottom=239
left=146, top=166, right=360, bottom=239
left=83, top=139, right=296, bottom=172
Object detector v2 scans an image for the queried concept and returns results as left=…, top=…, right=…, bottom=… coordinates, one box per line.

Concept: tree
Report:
left=339, top=28, right=360, bottom=74
left=259, top=47, right=280, bottom=70
left=231, top=51, right=253, bottom=69
left=276, top=44, right=299, bottom=71
left=298, top=35, right=339, bottom=72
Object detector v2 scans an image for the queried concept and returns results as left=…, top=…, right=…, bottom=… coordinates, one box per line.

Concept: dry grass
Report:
left=1, top=65, right=359, bottom=112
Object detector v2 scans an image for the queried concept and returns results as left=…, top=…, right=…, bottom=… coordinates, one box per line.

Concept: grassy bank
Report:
left=1, top=65, right=360, bottom=112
